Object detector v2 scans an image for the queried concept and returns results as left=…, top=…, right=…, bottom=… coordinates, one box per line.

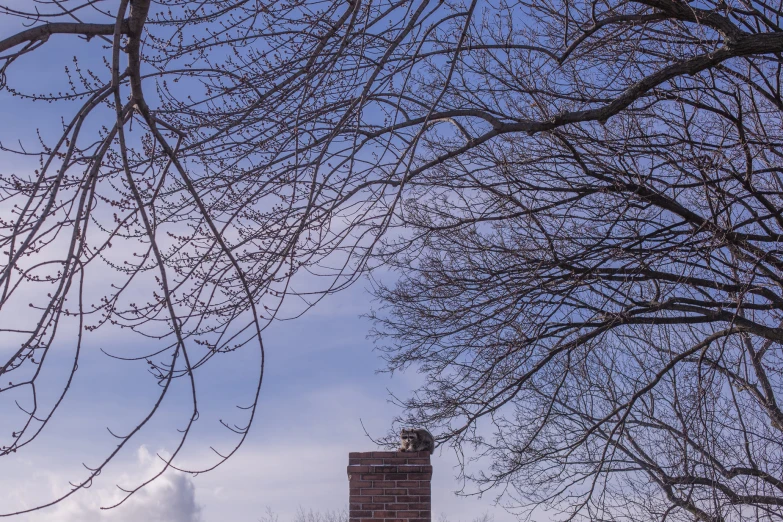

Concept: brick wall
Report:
left=347, top=451, right=432, bottom=522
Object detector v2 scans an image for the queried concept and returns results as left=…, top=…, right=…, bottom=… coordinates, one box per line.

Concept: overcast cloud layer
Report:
left=1, top=285, right=511, bottom=522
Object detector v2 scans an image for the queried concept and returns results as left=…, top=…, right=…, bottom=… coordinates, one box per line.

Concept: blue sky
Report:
left=0, top=280, right=513, bottom=522
left=0, top=3, right=516, bottom=520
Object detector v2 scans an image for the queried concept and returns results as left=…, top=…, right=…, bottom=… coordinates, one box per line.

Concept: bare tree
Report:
left=260, top=506, right=282, bottom=522
left=294, top=506, right=350, bottom=522
left=3, top=0, right=783, bottom=520
left=366, top=3, right=783, bottom=521
left=438, top=512, right=495, bottom=522
left=260, top=506, right=349, bottom=522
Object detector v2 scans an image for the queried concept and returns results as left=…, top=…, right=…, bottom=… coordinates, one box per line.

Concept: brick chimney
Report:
left=347, top=451, right=432, bottom=522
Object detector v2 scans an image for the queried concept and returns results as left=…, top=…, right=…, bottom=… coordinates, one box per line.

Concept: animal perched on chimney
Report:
left=399, top=428, right=435, bottom=454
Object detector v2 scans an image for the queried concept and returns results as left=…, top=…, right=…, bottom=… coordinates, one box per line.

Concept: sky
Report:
left=0, top=4, right=517, bottom=521
left=0, top=282, right=514, bottom=522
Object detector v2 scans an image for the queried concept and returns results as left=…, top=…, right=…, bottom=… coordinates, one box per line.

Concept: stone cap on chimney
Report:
left=349, top=451, right=432, bottom=467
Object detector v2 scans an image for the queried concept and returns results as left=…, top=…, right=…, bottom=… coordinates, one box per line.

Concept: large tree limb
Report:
left=502, top=32, right=783, bottom=134
left=125, top=0, right=151, bottom=101
left=635, top=0, right=744, bottom=41
left=0, top=21, right=129, bottom=54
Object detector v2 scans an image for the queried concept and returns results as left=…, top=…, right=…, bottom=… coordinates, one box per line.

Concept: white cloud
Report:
left=191, top=438, right=514, bottom=522
left=188, top=383, right=514, bottom=522
left=6, top=446, right=202, bottom=522
left=1, top=381, right=512, bottom=522
left=0, top=287, right=514, bottom=522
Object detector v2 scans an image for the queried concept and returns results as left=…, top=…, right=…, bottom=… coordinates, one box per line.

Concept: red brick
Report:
left=362, top=504, right=385, bottom=510
left=375, top=465, right=401, bottom=473
left=385, top=473, right=408, bottom=480
left=383, top=457, right=408, bottom=465
left=351, top=451, right=430, bottom=522
left=349, top=457, right=384, bottom=465
left=386, top=504, right=411, bottom=510
left=350, top=452, right=384, bottom=459
left=372, top=451, right=402, bottom=458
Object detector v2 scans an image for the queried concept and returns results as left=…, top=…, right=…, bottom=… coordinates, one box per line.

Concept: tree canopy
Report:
left=3, top=0, right=783, bottom=519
